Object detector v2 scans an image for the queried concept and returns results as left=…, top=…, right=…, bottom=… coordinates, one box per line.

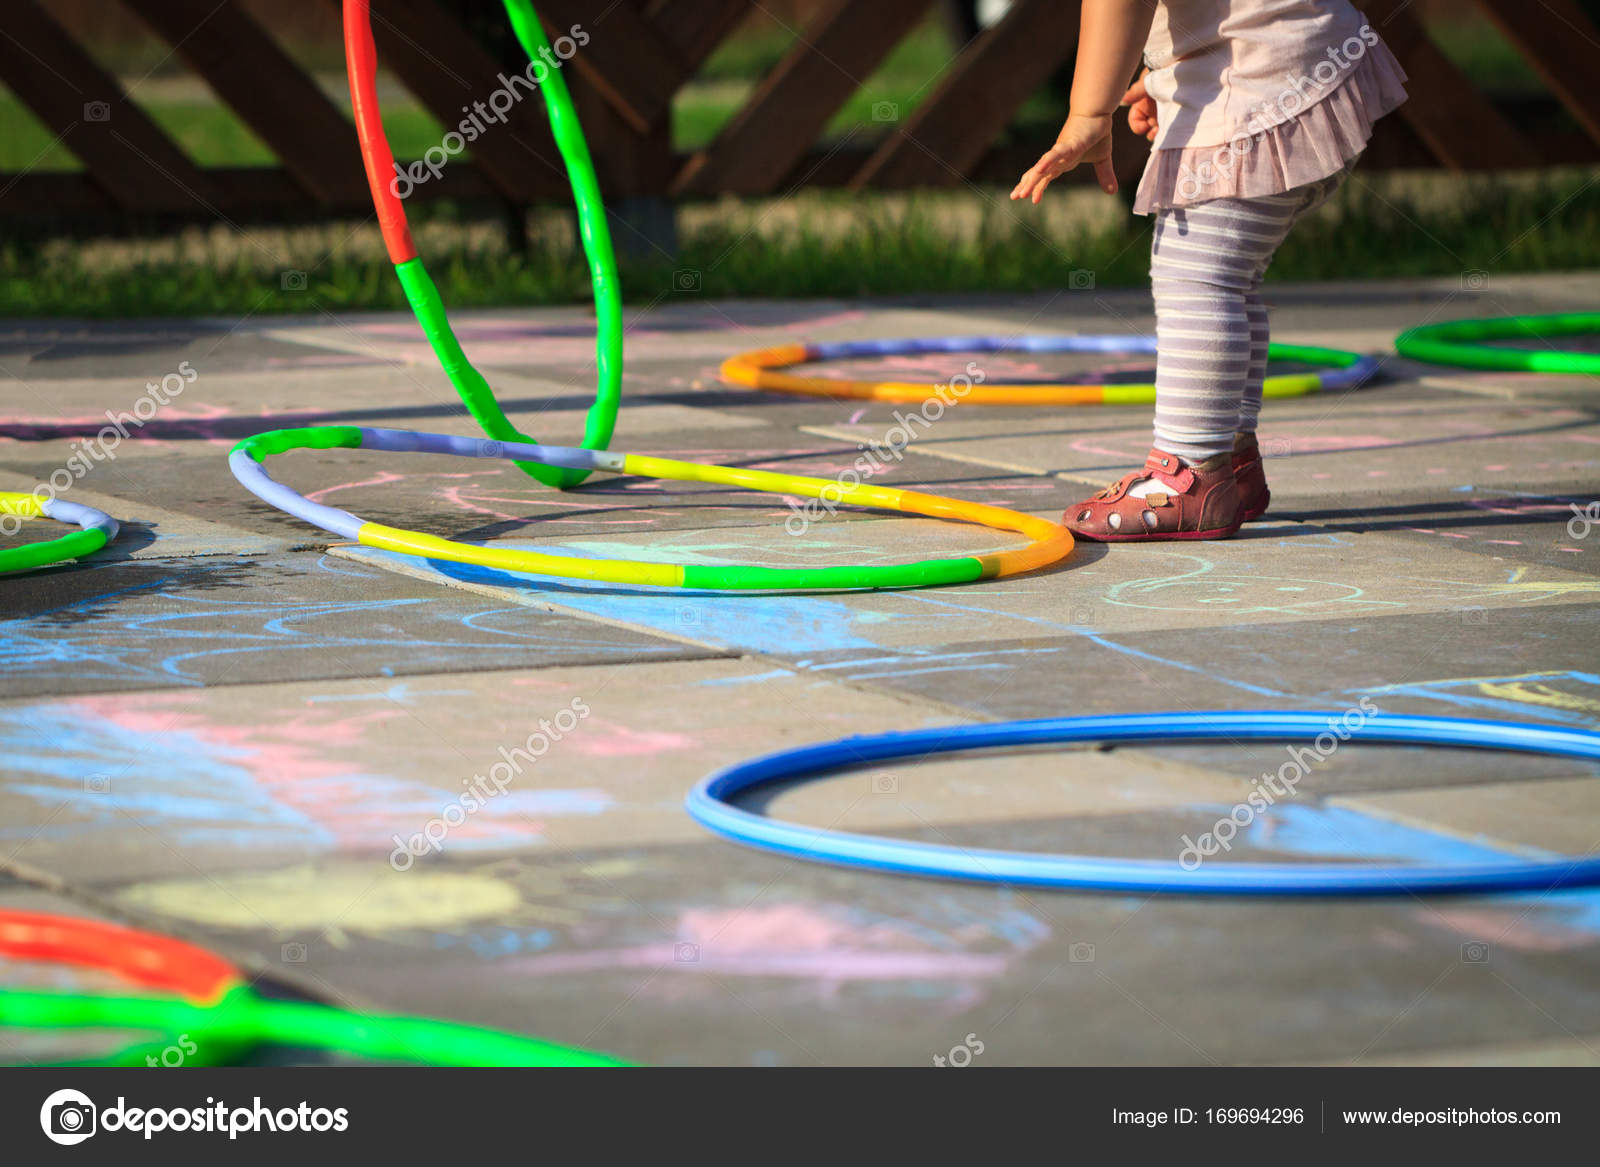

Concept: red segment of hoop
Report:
left=343, top=0, right=418, bottom=264
left=0, top=910, right=241, bottom=1003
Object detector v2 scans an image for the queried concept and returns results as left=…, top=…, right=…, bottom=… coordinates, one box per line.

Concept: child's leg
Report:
left=1150, top=193, right=1309, bottom=462
left=1236, top=167, right=1348, bottom=433
left=1063, top=177, right=1342, bottom=541
left=1237, top=288, right=1271, bottom=434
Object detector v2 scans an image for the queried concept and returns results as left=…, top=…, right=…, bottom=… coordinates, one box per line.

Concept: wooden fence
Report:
left=1, top=0, right=1598, bottom=237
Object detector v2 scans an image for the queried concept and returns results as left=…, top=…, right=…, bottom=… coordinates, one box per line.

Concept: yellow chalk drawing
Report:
left=1431, top=564, right=1600, bottom=604
left=1476, top=681, right=1600, bottom=716
left=115, top=864, right=521, bottom=933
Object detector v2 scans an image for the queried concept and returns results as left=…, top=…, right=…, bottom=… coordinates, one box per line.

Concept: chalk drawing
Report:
left=115, top=866, right=523, bottom=933
left=0, top=556, right=665, bottom=689
left=1360, top=671, right=1600, bottom=726
left=1238, top=803, right=1600, bottom=945
left=0, top=694, right=609, bottom=855
left=497, top=900, right=1050, bottom=1008
left=1105, top=555, right=1405, bottom=616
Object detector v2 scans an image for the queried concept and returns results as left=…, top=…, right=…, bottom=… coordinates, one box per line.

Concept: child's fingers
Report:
left=1093, top=157, right=1118, bottom=195
left=1120, top=77, right=1148, bottom=105
left=1011, top=167, right=1046, bottom=201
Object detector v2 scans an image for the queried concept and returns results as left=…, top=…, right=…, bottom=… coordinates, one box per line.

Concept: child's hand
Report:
left=1010, top=112, right=1116, bottom=203
left=1123, top=69, right=1157, bottom=141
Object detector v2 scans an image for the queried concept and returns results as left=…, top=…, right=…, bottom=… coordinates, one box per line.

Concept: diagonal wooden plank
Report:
left=671, top=0, right=935, bottom=197
left=0, top=0, right=219, bottom=212
left=533, top=0, right=685, bottom=132
left=1364, top=0, right=1538, bottom=169
left=1477, top=0, right=1600, bottom=150
left=647, top=0, right=753, bottom=72
left=850, top=0, right=1081, bottom=190
left=122, top=0, right=368, bottom=206
left=328, top=0, right=560, bottom=201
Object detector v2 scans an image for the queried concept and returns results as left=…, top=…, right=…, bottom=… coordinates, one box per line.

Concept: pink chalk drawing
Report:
left=567, top=719, right=697, bottom=758
left=502, top=902, right=1049, bottom=1008
left=57, top=693, right=608, bottom=853
left=1421, top=907, right=1597, bottom=954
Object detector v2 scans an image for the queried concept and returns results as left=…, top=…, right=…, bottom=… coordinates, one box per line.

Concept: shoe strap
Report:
left=1142, top=449, right=1194, bottom=493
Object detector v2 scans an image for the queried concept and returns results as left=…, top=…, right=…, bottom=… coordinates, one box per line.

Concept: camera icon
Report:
left=871, top=773, right=898, bottom=794
left=672, top=268, right=701, bottom=293
left=83, top=773, right=111, bottom=794
left=1261, top=436, right=1292, bottom=458
left=83, top=101, right=111, bottom=123
left=1069, top=942, right=1096, bottom=963
left=1461, top=941, right=1490, bottom=964
left=1068, top=605, right=1094, bottom=626
left=1068, top=269, right=1095, bottom=290
left=1459, top=270, right=1490, bottom=291
left=674, top=941, right=700, bottom=963
left=40, top=1090, right=97, bottom=1145
left=871, top=101, right=900, bottom=123
left=476, top=438, right=504, bottom=459
left=280, top=270, right=308, bottom=292
left=677, top=607, right=699, bottom=626
left=1460, top=607, right=1488, bottom=626
left=280, top=941, right=307, bottom=963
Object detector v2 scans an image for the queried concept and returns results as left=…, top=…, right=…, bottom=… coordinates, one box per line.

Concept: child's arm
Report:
left=1010, top=0, right=1157, bottom=203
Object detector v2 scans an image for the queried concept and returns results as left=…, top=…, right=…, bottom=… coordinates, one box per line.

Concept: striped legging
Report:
left=1149, top=166, right=1348, bottom=462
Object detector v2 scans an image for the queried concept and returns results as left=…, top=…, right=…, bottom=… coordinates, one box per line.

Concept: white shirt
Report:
left=1143, top=0, right=1378, bottom=149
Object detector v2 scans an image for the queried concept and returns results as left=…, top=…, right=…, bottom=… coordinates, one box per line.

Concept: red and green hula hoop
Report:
left=0, top=910, right=626, bottom=1067
left=342, top=0, right=620, bottom=488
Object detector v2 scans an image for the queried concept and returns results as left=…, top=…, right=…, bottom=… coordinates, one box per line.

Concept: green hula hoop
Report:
left=1395, top=312, right=1600, bottom=374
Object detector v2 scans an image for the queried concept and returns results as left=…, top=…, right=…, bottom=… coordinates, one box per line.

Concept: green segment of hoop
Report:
left=1, top=986, right=629, bottom=1067
left=388, top=1, right=622, bottom=490
left=0, top=527, right=106, bottom=575
left=0, top=494, right=110, bottom=574
left=501, top=0, right=622, bottom=485
left=1395, top=312, right=1600, bottom=374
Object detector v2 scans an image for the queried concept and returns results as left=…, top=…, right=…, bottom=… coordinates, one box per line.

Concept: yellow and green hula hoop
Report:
left=229, top=427, right=1074, bottom=591
left=721, top=335, right=1381, bottom=405
left=0, top=492, right=119, bottom=574
left=1396, top=312, right=1600, bottom=374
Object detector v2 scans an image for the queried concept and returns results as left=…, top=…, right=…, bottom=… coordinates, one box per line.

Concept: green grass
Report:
left=3, top=170, right=1596, bottom=318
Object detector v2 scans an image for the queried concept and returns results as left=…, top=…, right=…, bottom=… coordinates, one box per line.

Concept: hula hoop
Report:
left=229, top=426, right=1074, bottom=591
left=0, top=910, right=627, bottom=1067
left=1395, top=312, right=1600, bottom=374
left=0, top=492, right=118, bottom=574
left=0, top=910, right=239, bottom=1002
left=343, top=0, right=620, bottom=488
left=686, top=711, right=1600, bottom=896
left=720, top=335, right=1382, bottom=405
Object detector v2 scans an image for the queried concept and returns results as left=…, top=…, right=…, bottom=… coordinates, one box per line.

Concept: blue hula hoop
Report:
left=686, top=712, right=1600, bottom=896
